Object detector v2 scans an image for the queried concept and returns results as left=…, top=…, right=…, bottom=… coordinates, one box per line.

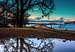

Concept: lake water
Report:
left=26, top=38, right=75, bottom=52
left=47, top=24, right=75, bottom=30
left=0, top=38, right=75, bottom=52
left=53, top=39, right=75, bottom=52
left=64, top=24, right=75, bottom=30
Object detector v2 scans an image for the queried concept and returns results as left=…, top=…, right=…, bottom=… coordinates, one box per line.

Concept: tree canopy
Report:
left=0, top=0, right=55, bottom=27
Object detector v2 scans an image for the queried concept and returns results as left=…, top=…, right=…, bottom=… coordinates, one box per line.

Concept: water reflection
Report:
left=25, top=38, right=54, bottom=52
left=0, top=38, right=75, bottom=52
left=53, top=39, right=75, bottom=52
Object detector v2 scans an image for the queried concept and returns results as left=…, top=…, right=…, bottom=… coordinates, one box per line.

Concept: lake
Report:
left=53, top=39, right=75, bottom=52
left=47, top=24, right=75, bottom=30
left=26, top=38, right=75, bottom=52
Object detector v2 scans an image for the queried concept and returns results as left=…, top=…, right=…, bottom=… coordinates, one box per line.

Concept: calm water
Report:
left=0, top=38, right=75, bottom=52
left=47, top=24, right=75, bottom=30
left=27, top=38, right=75, bottom=52
left=53, top=39, right=75, bottom=52
left=64, top=24, right=75, bottom=30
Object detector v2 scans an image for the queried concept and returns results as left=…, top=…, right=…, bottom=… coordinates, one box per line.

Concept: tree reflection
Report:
left=0, top=38, right=54, bottom=52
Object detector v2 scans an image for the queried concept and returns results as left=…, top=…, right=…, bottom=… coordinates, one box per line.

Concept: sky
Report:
left=53, top=0, right=75, bottom=18
left=0, top=0, right=75, bottom=19
left=28, top=0, right=75, bottom=19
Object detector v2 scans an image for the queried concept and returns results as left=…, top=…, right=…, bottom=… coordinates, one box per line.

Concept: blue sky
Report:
left=0, top=0, right=75, bottom=18
left=28, top=0, right=75, bottom=19
left=53, top=0, right=75, bottom=18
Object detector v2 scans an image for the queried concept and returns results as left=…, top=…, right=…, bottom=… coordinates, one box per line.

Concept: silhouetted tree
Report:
left=0, top=0, right=55, bottom=27
left=0, top=0, right=55, bottom=52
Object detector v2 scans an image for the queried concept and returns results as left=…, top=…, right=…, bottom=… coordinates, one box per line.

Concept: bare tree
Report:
left=0, top=0, right=55, bottom=27
left=16, top=0, right=55, bottom=27
left=0, top=0, right=55, bottom=52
